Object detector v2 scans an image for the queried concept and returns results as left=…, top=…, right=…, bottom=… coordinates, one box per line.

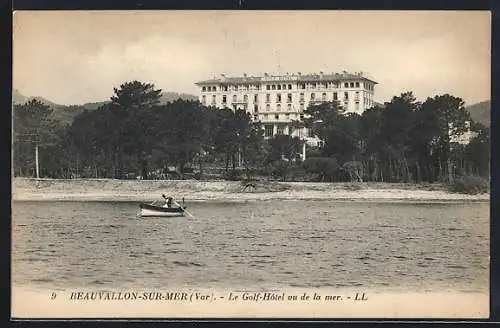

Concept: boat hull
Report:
left=139, top=203, right=186, bottom=217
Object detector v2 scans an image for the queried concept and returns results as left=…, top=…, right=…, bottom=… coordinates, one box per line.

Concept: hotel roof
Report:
left=195, top=71, right=378, bottom=85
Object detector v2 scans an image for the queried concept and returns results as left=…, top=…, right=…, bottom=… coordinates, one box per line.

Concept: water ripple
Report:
left=11, top=200, right=489, bottom=293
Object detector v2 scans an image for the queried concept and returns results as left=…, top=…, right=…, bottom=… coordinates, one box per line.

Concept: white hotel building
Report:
left=195, top=71, right=377, bottom=146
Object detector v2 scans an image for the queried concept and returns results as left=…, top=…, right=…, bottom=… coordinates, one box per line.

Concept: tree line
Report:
left=13, top=81, right=490, bottom=184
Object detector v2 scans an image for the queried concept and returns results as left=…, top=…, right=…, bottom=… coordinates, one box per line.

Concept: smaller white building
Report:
left=449, top=121, right=477, bottom=145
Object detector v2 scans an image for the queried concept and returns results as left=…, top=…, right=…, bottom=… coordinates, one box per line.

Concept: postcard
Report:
left=12, top=10, right=491, bottom=319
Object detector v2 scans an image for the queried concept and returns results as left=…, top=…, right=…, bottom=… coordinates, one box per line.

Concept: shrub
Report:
left=303, top=157, right=338, bottom=182
left=449, top=175, right=489, bottom=194
left=223, top=170, right=243, bottom=181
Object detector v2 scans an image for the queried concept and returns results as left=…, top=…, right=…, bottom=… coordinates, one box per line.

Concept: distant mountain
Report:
left=465, top=100, right=490, bottom=126
left=82, top=101, right=109, bottom=110
left=13, top=89, right=28, bottom=104
left=160, top=92, right=198, bottom=103
left=12, top=90, right=198, bottom=125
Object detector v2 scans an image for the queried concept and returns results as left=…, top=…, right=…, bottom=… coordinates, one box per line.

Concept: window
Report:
left=300, top=103, right=304, bottom=111
left=288, top=84, right=292, bottom=90
left=233, top=86, right=238, bottom=91
left=300, top=83, right=306, bottom=89
left=287, top=93, right=292, bottom=102
left=355, top=91, right=360, bottom=101
left=266, top=104, right=270, bottom=111
left=344, top=82, right=349, bottom=88
left=300, top=93, right=305, bottom=101
left=283, top=84, right=287, bottom=90
left=355, top=101, right=360, bottom=111
left=266, top=94, right=270, bottom=102
left=344, top=92, right=349, bottom=100
left=202, top=95, right=206, bottom=104
left=213, top=86, right=218, bottom=91
left=344, top=101, right=348, bottom=107
left=277, top=104, right=281, bottom=111
left=223, top=86, right=228, bottom=91
left=277, top=126, right=284, bottom=135
left=287, top=103, right=292, bottom=111
left=277, top=84, right=281, bottom=90
left=254, top=115, right=258, bottom=120
left=322, top=93, right=326, bottom=101
left=300, top=114, right=304, bottom=120
left=272, top=85, right=276, bottom=90
left=202, top=86, right=206, bottom=92
left=266, top=85, right=270, bottom=90
left=311, top=93, right=315, bottom=100
left=350, top=82, right=354, bottom=88
left=277, top=94, right=282, bottom=102
left=275, top=114, right=279, bottom=120
left=333, top=92, right=338, bottom=100
left=265, top=125, right=274, bottom=137
left=355, top=82, right=360, bottom=88
left=222, top=95, right=227, bottom=103
left=233, top=95, right=237, bottom=102
left=212, top=95, right=216, bottom=104
left=244, top=95, right=248, bottom=103
left=307, top=128, right=314, bottom=138
left=254, top=104, right=259, bottom=113
left=254, top=94, right=258, bottom=102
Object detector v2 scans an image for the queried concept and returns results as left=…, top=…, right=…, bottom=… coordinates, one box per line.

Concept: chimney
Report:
left=264, top=72, right=269, bottom=77
left=298, top=72, right=301, bottom=76
left=243, top=73, right=247, bottom=78
left=221, top=73, right=226, bottom=78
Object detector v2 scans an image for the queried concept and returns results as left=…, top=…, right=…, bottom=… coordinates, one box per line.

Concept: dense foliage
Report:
left=13, top=81, right=490, bottom=188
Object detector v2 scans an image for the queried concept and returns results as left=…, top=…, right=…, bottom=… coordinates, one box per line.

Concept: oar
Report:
left=174, top=200, right=194, bottom=218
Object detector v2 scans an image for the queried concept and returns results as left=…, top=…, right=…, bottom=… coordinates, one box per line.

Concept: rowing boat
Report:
left=139, top=203, right=186, bottom=217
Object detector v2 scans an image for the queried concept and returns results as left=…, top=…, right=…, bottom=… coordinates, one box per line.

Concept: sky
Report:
left=13, top=10, right=491, bottom=106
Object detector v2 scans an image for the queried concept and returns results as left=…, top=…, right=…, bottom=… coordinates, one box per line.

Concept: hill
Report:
left=465, top=100, right=490, bottom=126
left=13, top=89, right=28, bottom=104
left=12, top=90, right=199, bottom=125
left=160, top=92, right=198, bottom=103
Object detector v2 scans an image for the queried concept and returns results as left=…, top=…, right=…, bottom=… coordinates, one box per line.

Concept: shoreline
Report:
left=12, top=178, right=490, bottom=202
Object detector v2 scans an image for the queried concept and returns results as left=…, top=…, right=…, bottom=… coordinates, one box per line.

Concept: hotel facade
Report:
left=195, top=71, right=377, bottom=146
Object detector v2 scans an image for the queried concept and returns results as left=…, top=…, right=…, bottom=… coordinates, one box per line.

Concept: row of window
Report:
left=201, top=81, right=374, bottom=92
left=202, top=85, right=260, bottom=92
left=201, top=91, right=367, bottom=104
left=264, top=81, right=365, bottom=90
left=201, top=96, right=372, bottom=111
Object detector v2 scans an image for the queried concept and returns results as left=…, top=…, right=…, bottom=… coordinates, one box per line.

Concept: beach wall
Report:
left=12, top=178, right=490, bottom=202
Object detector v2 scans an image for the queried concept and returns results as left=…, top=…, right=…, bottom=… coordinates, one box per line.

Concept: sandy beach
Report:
left=12, top=178, right=489, bottom=202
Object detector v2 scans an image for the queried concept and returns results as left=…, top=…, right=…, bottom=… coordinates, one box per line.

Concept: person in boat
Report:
left=162, top=194, right=174, bottom=208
